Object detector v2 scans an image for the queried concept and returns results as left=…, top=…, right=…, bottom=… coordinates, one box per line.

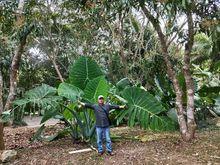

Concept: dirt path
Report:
left=2, top=126, right=220, bottom=165
left=23, top=116, right=59, bottom=128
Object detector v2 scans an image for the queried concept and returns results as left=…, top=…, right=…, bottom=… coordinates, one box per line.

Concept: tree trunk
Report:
left=140, top=5, right=190, bottom=140
left=4, top=26, right=33, bottom=111
left=0, top=122, right=4, bottom=150
left=4, top=0, right=33, bottom=111
left=118, top=13, right=128, bottom=76
left=0, top=66, right=3, bottom=113
left=47, top=50, right=64, bottom=83
left=44, top=28, right=64, bottom=82
left=0, top=67, right=5, bottom=150
left=51, top=58, right=64, bottom=82
left=182, top=9, right=197, bottom=140
left=140, top=3, right=197, bottom=141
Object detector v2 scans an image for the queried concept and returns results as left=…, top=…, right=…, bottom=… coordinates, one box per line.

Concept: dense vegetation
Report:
left=0, top=0, right=219, bottom=152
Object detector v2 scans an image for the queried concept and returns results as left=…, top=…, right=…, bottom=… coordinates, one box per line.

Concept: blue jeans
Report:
left=96, top=127, right=112, bottom=153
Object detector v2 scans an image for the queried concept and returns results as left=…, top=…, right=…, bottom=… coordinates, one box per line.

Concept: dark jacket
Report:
left=85, top=103, right=120, bottom=127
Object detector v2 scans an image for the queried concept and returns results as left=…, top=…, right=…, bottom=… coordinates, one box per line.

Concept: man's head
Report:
left=98, top=95, right=104, bottom=105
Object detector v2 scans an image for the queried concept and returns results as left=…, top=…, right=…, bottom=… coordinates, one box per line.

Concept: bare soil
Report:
left=1, top=125, right=220, bottom=165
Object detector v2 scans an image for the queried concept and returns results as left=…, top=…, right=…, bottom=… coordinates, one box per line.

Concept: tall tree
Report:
left=0, top=0, right=34, bottom=150
left=137, top=0, right=197, bottom=140
left=4, top=0, right=34, bottom=110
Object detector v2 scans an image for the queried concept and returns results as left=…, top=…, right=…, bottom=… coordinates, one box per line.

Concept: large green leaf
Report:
left=58, top=82, right=84, bottom=102
left=13, top=99, right=30, bottom=106
left=69, top=56, right=103, bottom=89
left=84, top=76, right=110, bottom=102
left=0, top=110, right=11, bottom=123
left=31, top=124, right=46, bottom=141
left=154, top=74, right=175, bottom=96
left=40, top=108, right=59, bottom=124
left=32, top=125, right=69, bottom=142
left=13, top=84, right=61, bottom=108
left=25, top=84, right=57, bottom=99
left=119, top=87, right=175, bottom=130
left=63, top=103, right=75, bottom=120
left=116, top=78, right=131, bottom=91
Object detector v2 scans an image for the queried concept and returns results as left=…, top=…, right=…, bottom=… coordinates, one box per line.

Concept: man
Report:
left=78, top=95, right=125, bottom=156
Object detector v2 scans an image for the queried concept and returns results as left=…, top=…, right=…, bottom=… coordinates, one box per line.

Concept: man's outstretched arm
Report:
left=78, top=101, right=94, bottom=109
left=109, top=104, right=126, bottom=110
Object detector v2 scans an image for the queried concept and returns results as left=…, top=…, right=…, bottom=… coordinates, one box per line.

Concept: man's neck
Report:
left=98, top=103, right=104, bottom=106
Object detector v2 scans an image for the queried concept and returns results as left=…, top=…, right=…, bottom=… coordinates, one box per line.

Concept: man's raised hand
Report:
left=77, top=100, right=85, bottom=109
left=119, top=105, right=127, bottom=109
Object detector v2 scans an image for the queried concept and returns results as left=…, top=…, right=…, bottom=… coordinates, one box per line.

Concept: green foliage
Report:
left=64, top=105, right=96, bottom=142
left=117, top=87, right=176, bottom=130
left=14, top=84, right=58, bottom=105
left=13, top=84, right=62, bottom=115
left=130, top=15, right=140, bottom=33
left=25, top=57, right=104, bottom=143
left=69, top=56, right=103, bottom=90
left=31, top=124, right=69, bottom=142
left=0, top=111, right=11, bottom=123
left=40, top=108, right=59, bottom=124
left=1, top=0, right=219, bottom=145
left=58, top=82, right=84, bottom=102
left=193, top=33, right=213, bottom=56
left=84, top=76, right=110, bottom=102
left=116, top=78, right=131, bottom=91
left=31, top=124, right=46, bottom=141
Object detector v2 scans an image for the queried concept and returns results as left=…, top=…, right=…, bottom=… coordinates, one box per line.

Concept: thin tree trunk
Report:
left=0, top=122, right=4, bottom=150
left=107, top=49, right=115, bottom=82
left=4, top=40, right=26, bottom=111
left=51, top=58, right=64, bottom=82
left=4, top=26, right=33, bottom=111
left=47, top=50, right=64, bottom=82
left=0, top=65, right=3, bottom=113
left=183, top=8, right=196, bottom=140
left=0, top=67, right=5, bottom=150
left=4, top=0, right=33, bottom=111
left=140, top=5, right=189, bottom=139
left=44, top=26, right=64, bottom=82
left=118, top=13, right=128, bottom=76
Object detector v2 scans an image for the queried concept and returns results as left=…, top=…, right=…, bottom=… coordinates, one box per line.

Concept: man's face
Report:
left=98, top=98, right=104, bottom=104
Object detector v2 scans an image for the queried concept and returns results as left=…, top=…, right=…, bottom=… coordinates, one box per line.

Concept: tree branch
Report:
left=167, top=21, right=187, bottom=47
left=186, top=8, right=194, bottom=53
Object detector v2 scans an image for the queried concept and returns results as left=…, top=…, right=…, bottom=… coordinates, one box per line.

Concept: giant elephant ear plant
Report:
left=13, top=56, right=177, bottom=143
left=116, top=86, right=176, bottom=131
left=69, top=56, right=103, bottom=90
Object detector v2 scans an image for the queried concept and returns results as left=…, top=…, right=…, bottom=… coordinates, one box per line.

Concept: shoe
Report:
left=98, top=151, right=104, bottom=156
left=107, top=151, right=115, bottom=156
